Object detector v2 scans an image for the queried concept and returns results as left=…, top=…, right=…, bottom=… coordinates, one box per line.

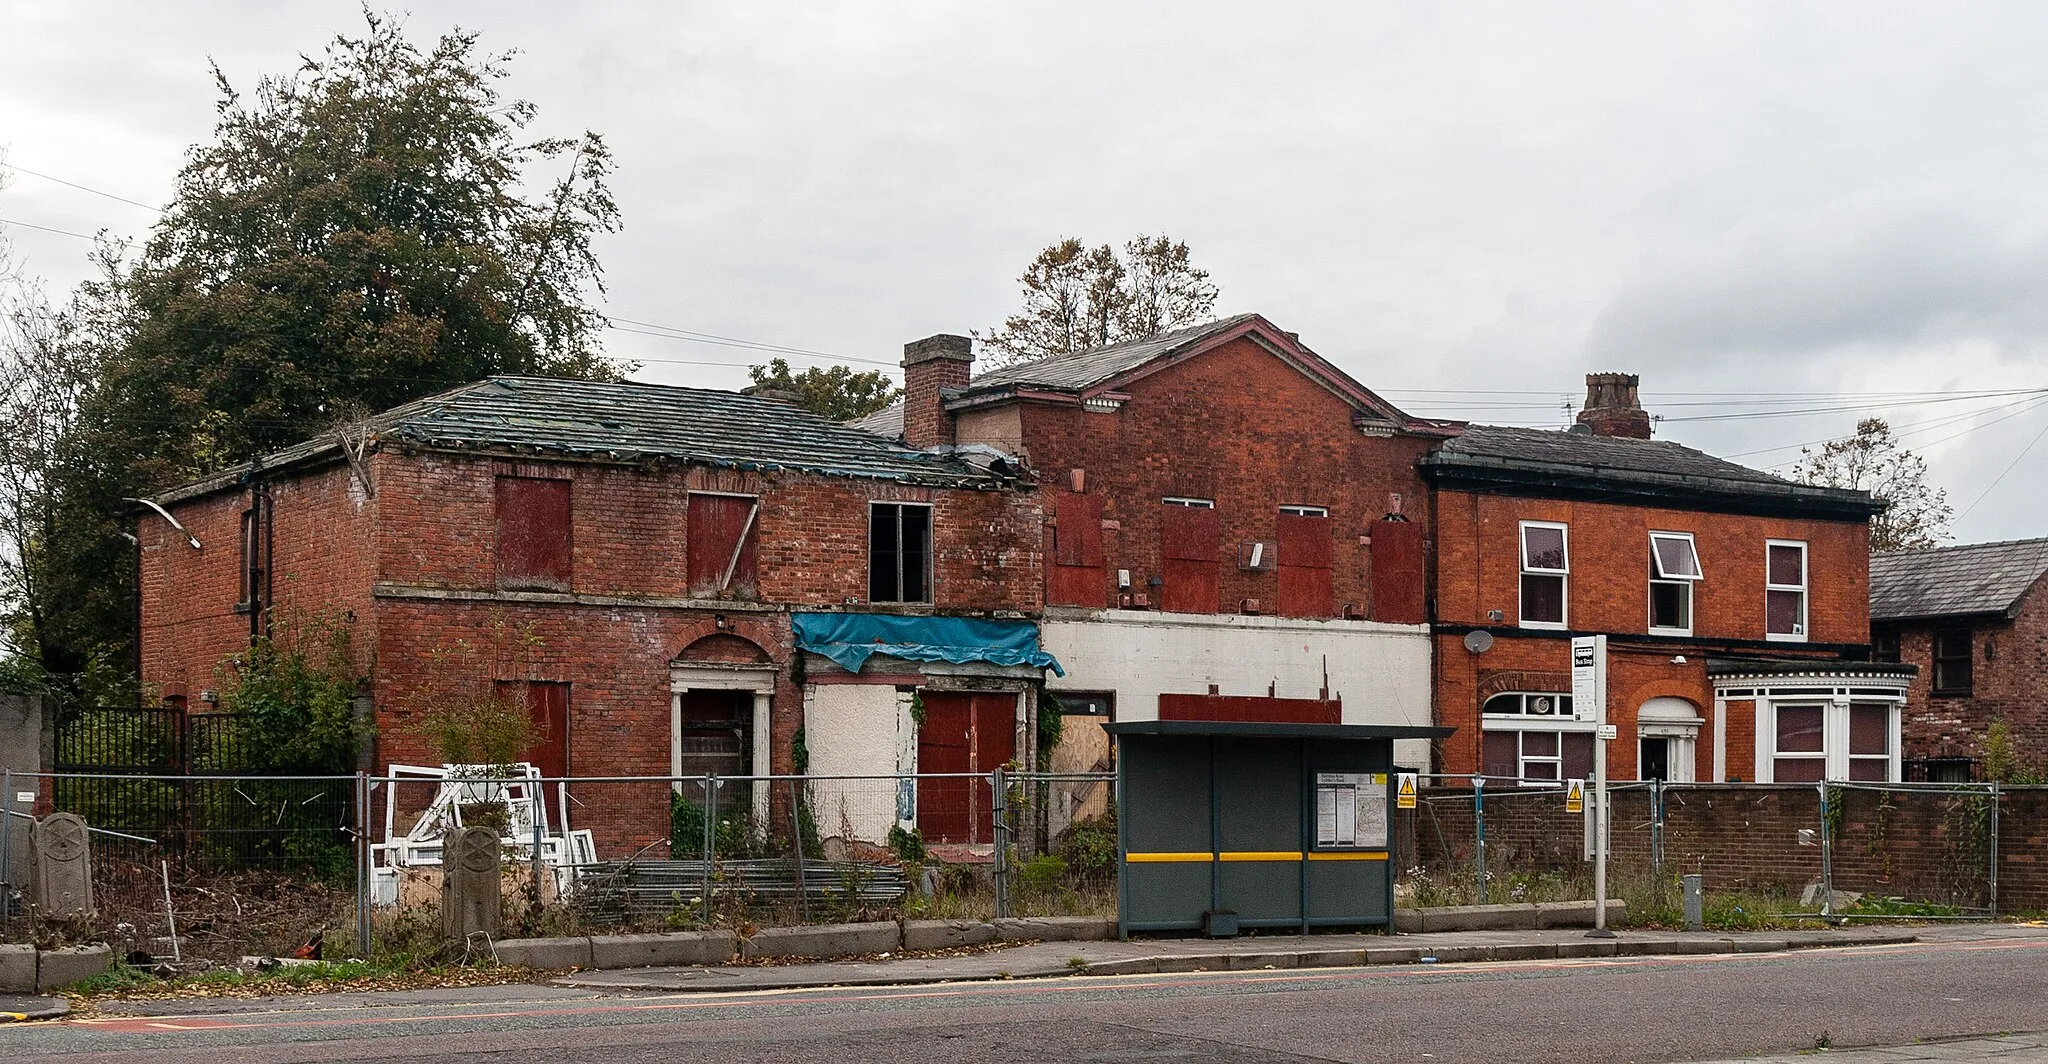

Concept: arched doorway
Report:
left=1637, top=696, right=1703, bottom=782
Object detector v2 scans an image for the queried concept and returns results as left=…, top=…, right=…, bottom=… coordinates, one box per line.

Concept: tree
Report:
left=746, top=358, right=901, bottom=422
left=976, top=234, right=1220, bottom=366
left=12, top=11, right=627, bottom=692
left=1795, top=418, right=1953, bottom=552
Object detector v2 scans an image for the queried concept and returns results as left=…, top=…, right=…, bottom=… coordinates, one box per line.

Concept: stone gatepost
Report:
left=441, top=825, right=502, bottom=940
left=29, top=812, right=94, bottom=919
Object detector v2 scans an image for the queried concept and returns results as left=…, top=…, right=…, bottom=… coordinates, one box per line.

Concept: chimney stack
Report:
left=1576, top=372, right=1652, bottom=439
left=901, top=334, right=973, bottom=448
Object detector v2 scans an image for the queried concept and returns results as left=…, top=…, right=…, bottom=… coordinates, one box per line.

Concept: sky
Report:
left=4, top=2, right=2048, bottom=541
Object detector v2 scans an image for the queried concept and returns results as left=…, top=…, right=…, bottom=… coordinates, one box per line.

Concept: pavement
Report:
left=554, top=923, right=1922, bottom=992
left=0, top=995, right=67, bottom=1022
left=1694, top=1033, right=2048, bottom=1062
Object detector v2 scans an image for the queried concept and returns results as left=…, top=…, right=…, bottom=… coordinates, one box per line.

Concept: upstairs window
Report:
left=869, top=503, right=932, bottom=603
left=237, top=493, right=271, bottom=614
left=1933, top=629, right=1973, bottom=695
left=1519, top=522, right=1568, bottom=627
left=1648, top=531, right=1702, bottom=634
left=495, top=476, right=572, bottom=591
left=686, top=493, right=760, bottom=599
left=1872, top=629, right=1901, bottom=663
left=1162, top=496, right=1215, bottom=508
left=1766, top=541, right=1807, bottom=640
left=1279, top=504, right=1328, bottom=517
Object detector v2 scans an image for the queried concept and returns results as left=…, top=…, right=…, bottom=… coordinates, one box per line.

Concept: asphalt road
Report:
left=6, top=933, right=2047, bottom=1063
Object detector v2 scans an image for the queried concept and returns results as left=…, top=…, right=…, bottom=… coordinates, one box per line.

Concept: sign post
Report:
left=1573, top=634, right=1615, bottom=938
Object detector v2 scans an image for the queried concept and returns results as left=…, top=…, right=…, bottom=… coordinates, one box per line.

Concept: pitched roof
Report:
left=1419, top=424, right=1881, bottom=519
left=1870, top=537, right=2048, bottom=622
left=963, top=313, right=1267, bottom=393
left=156, top=376, right=1007, bottom=503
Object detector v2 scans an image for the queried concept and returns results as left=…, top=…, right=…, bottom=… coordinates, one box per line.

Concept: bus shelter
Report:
left=1109, top=720, right=1451, bottom=937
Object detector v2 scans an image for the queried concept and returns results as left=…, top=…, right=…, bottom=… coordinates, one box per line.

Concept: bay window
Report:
left=1763, top=700, right=1899, bottom=782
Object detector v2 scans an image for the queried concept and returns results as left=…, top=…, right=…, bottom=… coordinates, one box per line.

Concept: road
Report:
left=5, top=931, right=2047, bottom=1063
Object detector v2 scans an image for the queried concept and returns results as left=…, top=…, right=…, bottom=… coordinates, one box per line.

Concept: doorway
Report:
left=916, top=691, right=1016, bottom=844
left=675, top=689, right=752, bottom=804
left=1639, top=737, right=1670, bottom=782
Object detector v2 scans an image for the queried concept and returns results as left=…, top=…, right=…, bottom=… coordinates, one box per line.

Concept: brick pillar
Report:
left=901, top=334, right=973, bottom=449
left=1576, top=372, right=1653, bottom=439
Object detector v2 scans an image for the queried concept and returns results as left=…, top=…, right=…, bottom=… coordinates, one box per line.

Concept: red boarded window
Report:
left=1159, top=503, right=1220, bottom=614
left=495, top=477, right=572, bottom=591
left=687, top=493, right=760, bottom=598
left=1277, top=511, right=1334, bottom=618
left=1047, top=494, right=1107, bottom=608
left=1370, top=518, right=1426, bottom=624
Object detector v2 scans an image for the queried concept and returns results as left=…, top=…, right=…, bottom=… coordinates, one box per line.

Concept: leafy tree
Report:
left=976, top=234, right=1220, bottom=366
left=215, top=610, right=369, bottom=774
left=746, top=357, right=901, bottom=421
left=12, top=11, right=626, bottom=690
left=1795, top=418, right=1953, bottom=552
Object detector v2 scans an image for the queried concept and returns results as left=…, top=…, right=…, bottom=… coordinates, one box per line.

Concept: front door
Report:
left=916, top=691, right=1016, bottom=844
left=1640, top=737, right=1670, bottom=782
left=676, top=689, right=752, bottom=803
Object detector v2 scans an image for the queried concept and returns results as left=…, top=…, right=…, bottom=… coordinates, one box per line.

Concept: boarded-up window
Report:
left=1276, top=511, right=1334, bottom=618
left=687, top=493, right=760, bottom=598
left=1370, top=518, right=1426, bottom=624
left=1159, top=503, right=1220, bottom=614
left=496, top=477, right=572, bottom=591
left=1047, top=494, right=1107, bottom=607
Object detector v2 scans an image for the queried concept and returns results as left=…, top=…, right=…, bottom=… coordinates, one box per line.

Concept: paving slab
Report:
left=0, top=993, right=68, bottom=1022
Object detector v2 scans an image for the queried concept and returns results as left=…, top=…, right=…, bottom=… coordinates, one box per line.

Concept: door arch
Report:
left=1637, top=696, right=1703, bottom=783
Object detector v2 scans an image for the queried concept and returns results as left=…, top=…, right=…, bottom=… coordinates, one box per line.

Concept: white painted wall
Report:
left=1041, top=610, right=1435, bottom=767
left=801, top=684, right=912, bottom=843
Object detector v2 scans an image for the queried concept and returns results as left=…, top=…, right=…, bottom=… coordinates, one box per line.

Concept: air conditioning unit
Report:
left=1237, top=541, right=1278, bottom=571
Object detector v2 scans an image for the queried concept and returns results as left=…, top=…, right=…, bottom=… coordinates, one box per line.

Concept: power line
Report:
left=0, top=161, right=164, bottom=213
left=0, top=216, right=104, bottom=242
left=604, top=317, right=896, bottom=368
left=1958, top=409, right=2048, bottom=521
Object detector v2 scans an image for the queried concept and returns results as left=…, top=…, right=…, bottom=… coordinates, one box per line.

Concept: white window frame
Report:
left=1518, top=521, right=1569, bottom=629
left=1162, top=496, right=1215, bottom=509
left=1279, top=504, right=1328, bottom=517
left=1648, top=531, right=1702, bottom=636
left=1481, top=693, right=1595, bottom=785
left=1765, top=539, right=1808, bottom=642
left=1755, top=698, right=1902, bottom=782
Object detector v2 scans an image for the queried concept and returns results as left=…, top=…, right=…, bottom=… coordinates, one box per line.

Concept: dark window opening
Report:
left=869, top=503, right=932, bottom=603
left=1933, top=629, right=1974, bottom=695
left=1871, top=629, right=1900, bottom=663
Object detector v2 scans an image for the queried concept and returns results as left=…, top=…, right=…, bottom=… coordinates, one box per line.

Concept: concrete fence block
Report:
left=0, top=944, right=35, bottom=992
left=991, top=916, right=1115, bottom=942
left=36, top=944, right=112, bottom=992
left=741, top=921, right=901, bottom=960
left=900, top=920, right=997, bottom=952
left=589, top=931, right=737, bottom=970
left=494, top=936, right=595, bottom=970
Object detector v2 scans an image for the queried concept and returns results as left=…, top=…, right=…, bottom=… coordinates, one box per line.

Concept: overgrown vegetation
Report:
left=216, top=610, right=369, bottom=774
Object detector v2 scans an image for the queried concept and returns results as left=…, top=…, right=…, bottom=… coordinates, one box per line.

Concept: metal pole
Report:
left=1472, top=776, right=1486, bottom=905
left=993, top=767, right=1010, bottom=919
left=1, top=768, right=12, bottom=915
left=1590, top=634, right=1612, bottom=937
left=790, top=777, right=808, bottom=923
left=1818, top=781, right=1834, bottom=919
left=355, top=771, right=370, bottom=959
left=1988, top=781, right=2001, bottom=918
left=530, top=774, right=544, bottom=902
left=1651, top=776, right=1665, bottom=872
left=702, top=773, right=717, bottom=928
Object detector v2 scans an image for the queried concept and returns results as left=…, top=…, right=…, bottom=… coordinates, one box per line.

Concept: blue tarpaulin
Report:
left=792, top=612, right=1064, bottom=676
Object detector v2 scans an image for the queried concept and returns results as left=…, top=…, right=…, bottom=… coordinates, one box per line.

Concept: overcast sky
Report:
left=6, top=2, right=2048, bottom=542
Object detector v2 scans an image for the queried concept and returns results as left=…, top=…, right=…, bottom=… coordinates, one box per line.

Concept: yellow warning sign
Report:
left=1565, top=778, right=1585, bottom=814
left=1396, top=773, right=1418, bottom=810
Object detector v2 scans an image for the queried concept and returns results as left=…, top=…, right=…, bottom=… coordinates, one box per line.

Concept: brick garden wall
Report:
left=1401, top=784, right=2048, bottom=912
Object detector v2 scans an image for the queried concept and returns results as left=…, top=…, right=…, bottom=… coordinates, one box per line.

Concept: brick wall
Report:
left=1887, top=580, right=2048, bottom=767
left=997, top=335, right=1436, bottom=621
left=1404, top=783, right=2048, bottom=911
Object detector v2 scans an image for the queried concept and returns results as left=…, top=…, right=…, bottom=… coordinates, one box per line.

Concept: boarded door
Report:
left=1159, top=505, right=1220, bottom=614
left=1277, top=513, right=1335, bottom=617
left=686, top=493, right=760, bottom=597
left=916, top=691, right=1016, bottom=844
left=1047, top=494, right=1107, bottom=607
left=495, top=477, right=572, bottom=590
left=1370, top=519, right=1426, bottom=624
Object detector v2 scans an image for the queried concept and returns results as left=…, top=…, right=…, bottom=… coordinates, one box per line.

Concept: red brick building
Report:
left=861, top=315, right=1455, bottom=768
left=1421, top=374, right=1912, bottom=784
left=137, top=376, right=1052, bottom=853
left=1871, top=537, right=2048, bottom=779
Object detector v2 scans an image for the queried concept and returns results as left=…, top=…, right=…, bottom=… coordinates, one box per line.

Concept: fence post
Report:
left=1988, top=780, right=2001, bottom=919
left=355, top=771, right=371, bottom=959
left=1472, top=776, right=1486, bottom=906
left=702, top=773, right=717, bottom=928
left=1651, top=776, right=1664, bottom=872
left=0, top=767, right=11, bottom=917
left=1817, top=782, right=1833, bottom=918
left=790, top=777, right=808, bottom=923
left=993, top=767, right=1011, bottom=919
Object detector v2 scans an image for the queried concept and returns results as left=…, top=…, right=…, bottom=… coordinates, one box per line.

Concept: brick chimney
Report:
left=901, top=334, right=973, bottom=448
left=1576, top=372, right=1653, bottom=439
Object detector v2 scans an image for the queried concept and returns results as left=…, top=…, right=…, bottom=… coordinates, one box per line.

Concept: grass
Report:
left=1398, top=865, right=1840, bottom=931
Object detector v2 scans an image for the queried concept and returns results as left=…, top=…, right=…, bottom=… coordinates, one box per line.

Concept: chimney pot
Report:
left=1575, top=371, right=1653, bottom=439
left=901, top=334, right=974, bottom=448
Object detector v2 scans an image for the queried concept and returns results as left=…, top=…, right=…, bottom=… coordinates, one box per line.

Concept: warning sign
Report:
left=1396, top=773, right=1418, bottom=810
left=1565, top=778, right=1586, bottom=814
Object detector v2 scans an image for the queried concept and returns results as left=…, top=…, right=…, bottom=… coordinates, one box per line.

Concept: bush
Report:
left=1057, top=807, right=1117, bottom=878
left=670, top=793, right=756, bottom=858
left=888, top=825, right=926, bottom=863
left=1019, top=854, right=1069, bottom=894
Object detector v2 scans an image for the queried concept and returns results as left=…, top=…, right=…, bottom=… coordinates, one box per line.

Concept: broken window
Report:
left=495, top=476, right=573, bottom=591
left=869, top=502, right=932, bottom=603
left=687, top=492, right=760, bottom=598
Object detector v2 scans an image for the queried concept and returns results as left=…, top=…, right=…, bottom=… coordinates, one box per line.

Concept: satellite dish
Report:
left=1463, top=630, right=1495, bottom=654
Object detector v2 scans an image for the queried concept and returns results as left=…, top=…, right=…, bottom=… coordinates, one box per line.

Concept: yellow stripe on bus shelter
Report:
left=1217, top=851, right=1302, bottom=862
left=1124, top=852, right=1215, bottom=863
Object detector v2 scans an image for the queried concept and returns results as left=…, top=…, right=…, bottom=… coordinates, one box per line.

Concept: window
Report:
left=1933, top=629, right=1974, bottom=695
left=869, top=503, right=932, bottom=603
left=495, top=476, right=573, bottom=591
left=1848, top=703, right=1891, bottom=781
left=1871, top=629, right=1900, bottom=663
left=1276, top=507, right=1335, bottom=617
left=1518, top=522, right=1568, bottom=627
left=686, top=493, right=760, bottom=598
left=1481, top=693, right=1594, bottom=784
left=1766, top=700, right=1899, bottom=782
left=1648, top=532, right=1701, bottom=633
left=1766, top=540, right=1807, bottom=640
left=1279, top=504, right=1328, bottom=517
left=237, top=493, right=271, bottom=615
left=1159, top=502, right=1221, bottom=613
left=1771, top=704, right=1826, bottom=782
left=1162, top=496, right=1215, bottom=508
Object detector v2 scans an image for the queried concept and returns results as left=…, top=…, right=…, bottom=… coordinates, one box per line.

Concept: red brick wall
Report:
left=1887, top=580, right=2048, bottom=767
left=998, top=336, right=1436, bottom=621
left=1431, top=489, right=1869, bottom=644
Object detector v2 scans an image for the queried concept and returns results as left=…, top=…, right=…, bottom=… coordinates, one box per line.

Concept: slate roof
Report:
left=1419, top=424, right=1882, bottom=519
left=156, top=376, right=1007, bottom=502
left=1870, top=537, right=2048, bottom=622
left=962, top=314, right=1266, bottom=394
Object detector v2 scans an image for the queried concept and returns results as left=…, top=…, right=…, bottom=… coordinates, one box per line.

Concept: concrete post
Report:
left=441, top=825, right=502, bottom=941
left=29, top=812, right=94, bottom=920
